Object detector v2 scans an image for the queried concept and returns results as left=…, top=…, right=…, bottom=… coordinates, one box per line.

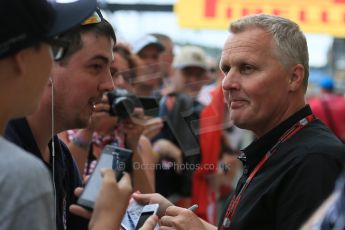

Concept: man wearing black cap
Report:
left=0, top=0, right=98, bottom=229
left=4, top=6, right=119, bottom=230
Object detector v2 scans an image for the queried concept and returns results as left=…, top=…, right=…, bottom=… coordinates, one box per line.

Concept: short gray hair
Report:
left=230, top=14, right=309, bottom=91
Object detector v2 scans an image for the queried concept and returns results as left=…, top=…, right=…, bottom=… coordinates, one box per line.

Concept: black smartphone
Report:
left=77, top=145, right=133, bottom=210
left=135, top=204, right=159, bottom=230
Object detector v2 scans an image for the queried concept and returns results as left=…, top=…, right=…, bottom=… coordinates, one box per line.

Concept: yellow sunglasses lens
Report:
left=81, top=11, right=102, bottom=26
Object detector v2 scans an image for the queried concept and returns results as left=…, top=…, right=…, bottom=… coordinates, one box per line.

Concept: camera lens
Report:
left=107, top=89, right=136, bottom=118
left=112, top=96, right=135, bottom=118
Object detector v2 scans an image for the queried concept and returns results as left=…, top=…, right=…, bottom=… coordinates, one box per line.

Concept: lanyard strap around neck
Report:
left=221, top=114, right=316, bottom=230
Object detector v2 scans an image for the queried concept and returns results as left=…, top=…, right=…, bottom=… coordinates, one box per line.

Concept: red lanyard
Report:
left=221, top=114, right=316, bottom=230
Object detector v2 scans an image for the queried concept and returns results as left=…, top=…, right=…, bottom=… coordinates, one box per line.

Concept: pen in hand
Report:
left=188, top=204, right=199, bottom=212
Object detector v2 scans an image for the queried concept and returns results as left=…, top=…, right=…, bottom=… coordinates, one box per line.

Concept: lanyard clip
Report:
left=238, top=151, right=247, bottom=164
left=299, top=117, right=308, bottom=126
left=223, top=217, right=231, bottom=228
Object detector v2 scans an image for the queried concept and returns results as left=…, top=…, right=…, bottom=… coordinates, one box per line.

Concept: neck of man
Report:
left=26, top=102, right=55, bottom=164
left=254, top=98, right=306, bottom=138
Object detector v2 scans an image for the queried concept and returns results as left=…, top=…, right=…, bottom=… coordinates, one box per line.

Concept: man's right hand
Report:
left=132, top=192, right=174, bottom=217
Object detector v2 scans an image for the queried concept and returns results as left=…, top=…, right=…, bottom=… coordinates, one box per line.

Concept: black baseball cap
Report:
left=0, top=0, right=98, bottom=59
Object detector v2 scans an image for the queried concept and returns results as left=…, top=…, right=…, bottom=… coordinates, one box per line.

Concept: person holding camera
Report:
left=3, top=8, right=131, bottom=230
left=111, top=43, right=164, bottom=141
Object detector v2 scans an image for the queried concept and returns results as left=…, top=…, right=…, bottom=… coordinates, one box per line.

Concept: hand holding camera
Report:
left=107, top=89, right=159, bottom=119
left=107, top=89, right=161, bottom=149
left=88, top=95, right=116, bottom=133
left=122, top=108, right=146, bottom=151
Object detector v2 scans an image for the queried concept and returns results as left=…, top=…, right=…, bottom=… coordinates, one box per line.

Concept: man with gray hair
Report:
left=132, top=14, right=345, bottom=230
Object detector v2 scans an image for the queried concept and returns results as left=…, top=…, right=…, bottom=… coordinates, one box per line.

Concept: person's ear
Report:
left=289, top=64, right=305, bottom=92
left=12, top=50, right=28, bottom=76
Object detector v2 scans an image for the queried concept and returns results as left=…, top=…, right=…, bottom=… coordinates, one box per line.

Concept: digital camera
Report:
left=107, top=89, right=160, bottom=118
left=107, top=89, right=139, bottom=119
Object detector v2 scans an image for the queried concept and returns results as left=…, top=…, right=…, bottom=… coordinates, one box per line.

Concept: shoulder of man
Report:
left=296, top=120, right=345, bottom=154
left=0, top=137, right=53, bottom=214
left=4, top=118, right=29, bottom=146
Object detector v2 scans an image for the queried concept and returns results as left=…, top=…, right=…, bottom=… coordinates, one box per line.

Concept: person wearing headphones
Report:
left=0, top=0, right=97, bottom=229
left=2, top=2, right=143, bottom=230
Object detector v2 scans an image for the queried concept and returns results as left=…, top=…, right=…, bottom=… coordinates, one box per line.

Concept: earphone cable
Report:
left=50, top=77, right=57, bottom=223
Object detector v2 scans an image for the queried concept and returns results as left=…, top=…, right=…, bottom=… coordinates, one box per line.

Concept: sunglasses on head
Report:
left=44, top=9, right=105, bottom=61
left=81, top=8, right=104, bottom=26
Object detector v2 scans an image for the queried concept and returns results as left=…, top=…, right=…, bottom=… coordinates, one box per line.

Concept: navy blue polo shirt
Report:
left=218, top=105, right=345, bottom=230
left=5, top=118, right=88, bottom=230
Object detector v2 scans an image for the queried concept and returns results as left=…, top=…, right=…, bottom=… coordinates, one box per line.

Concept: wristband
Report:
left=71, top=135, right=90, bottom=150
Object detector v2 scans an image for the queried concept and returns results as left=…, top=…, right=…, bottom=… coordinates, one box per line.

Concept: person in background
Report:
left=111, top=43, right=141, bottom=92
left=4, top=9, right=118, bottom=230
left=132, top=34, right=165, bottom=97
left=196, top=56, right=220, bottom=106
left=150, top=33, right=174, bottom=80
left=192, top=56, right=252, bottom=223
left=308, top=76, right=345, bottom=142
left=152, top=46, right=209, bottom=208
left=111, top=44, right=157, bottom=189
left=127, top=37, right=166, bottom=141
left=171, top=46, right=211, bottom=98
left=192, top=82, right=244, bottom=224
left=133, top=14, right=345, bottom=230
left=150, top=33, right=175, bottom=95
left=111, top=43, right=164, bottom=140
